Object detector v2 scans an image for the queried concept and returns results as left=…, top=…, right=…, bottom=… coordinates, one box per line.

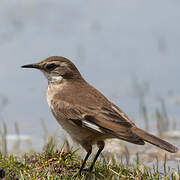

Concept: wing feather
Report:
left=51, top=100, right=144, bottom=145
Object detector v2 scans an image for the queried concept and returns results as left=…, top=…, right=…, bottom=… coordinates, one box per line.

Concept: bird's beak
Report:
left=21, top=63, right=41, bottom=69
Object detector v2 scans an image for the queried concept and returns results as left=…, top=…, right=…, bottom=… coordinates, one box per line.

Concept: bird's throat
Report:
left=48, top=75, right=62, bottom=84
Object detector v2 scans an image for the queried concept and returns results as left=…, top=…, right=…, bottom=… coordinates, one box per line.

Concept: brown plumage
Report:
left=22, top=56, right=178, bottom=174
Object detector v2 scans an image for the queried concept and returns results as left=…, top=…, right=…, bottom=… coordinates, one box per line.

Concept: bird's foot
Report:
left=72, top=167, right=93, bottom=177
left=81, top=166, right=93, bottom=172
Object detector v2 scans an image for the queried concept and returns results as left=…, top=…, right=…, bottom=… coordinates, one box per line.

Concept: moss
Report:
left=0, top=145, right=179, bottom=180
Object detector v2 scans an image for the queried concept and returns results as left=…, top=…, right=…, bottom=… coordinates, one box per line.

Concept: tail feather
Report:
left=132, top=127, right=178, bottom=153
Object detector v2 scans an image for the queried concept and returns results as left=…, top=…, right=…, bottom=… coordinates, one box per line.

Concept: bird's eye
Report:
left=46, top=64, right=57, bottom=71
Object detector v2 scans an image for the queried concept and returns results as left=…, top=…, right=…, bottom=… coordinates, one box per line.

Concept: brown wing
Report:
left=51, top=100, right=178, bottom=152
left=51, top=100, right=145, bottom=145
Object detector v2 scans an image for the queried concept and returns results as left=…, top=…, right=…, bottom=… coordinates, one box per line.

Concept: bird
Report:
left=22, top=56, right=178, bottom=174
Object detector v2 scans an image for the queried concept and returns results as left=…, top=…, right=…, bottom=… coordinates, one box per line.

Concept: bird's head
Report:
left=21, top=56, right=82, bottom=83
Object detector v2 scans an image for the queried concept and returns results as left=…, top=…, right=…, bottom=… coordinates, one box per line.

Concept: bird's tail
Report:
left=132, top=127, right=178, bottom=153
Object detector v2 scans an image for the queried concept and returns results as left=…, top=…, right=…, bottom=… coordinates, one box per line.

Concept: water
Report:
left=0, top=0, right=180, bottom=151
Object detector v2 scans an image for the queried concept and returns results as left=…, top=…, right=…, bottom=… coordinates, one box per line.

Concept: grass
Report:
left=0, top=142, right=179, bottom=180
left=0, top=81, right=179, bottom=179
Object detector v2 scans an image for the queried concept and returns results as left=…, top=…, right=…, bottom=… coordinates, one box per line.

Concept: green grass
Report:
left=0, top=88, right=179, bottom=179
left=0, top=144, right=179, bottom=180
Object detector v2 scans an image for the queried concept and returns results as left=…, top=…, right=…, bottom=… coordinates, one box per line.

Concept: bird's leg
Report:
left=78, top=148, right=92, bottom=175
left=87, top=141, right=105, bottom=172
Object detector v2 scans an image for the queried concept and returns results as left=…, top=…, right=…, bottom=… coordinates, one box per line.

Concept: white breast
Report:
left=46, top=86, right=55, bottom=108
left=46, top=81, right=66, bottom=109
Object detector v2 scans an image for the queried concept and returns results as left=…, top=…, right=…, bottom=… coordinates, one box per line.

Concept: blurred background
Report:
left=0, top=0, right=180, bottom=163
